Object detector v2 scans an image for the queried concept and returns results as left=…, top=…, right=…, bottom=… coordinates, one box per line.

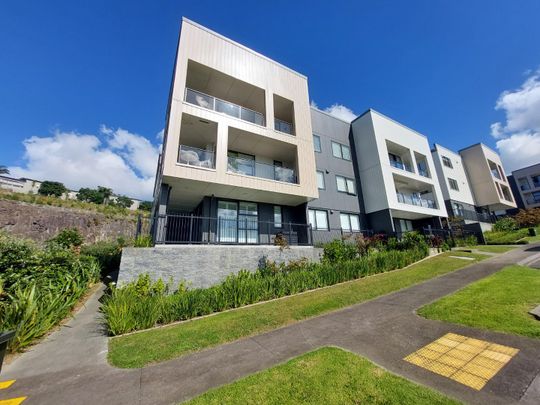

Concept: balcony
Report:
left=227, top=156, right=297, bottom=184
left=185, top=88, right=265, bottom=126
left=452, top=209, right=494, bottom=223
left=526, top=196, right=540, bottom=205
left=178, top=145, right=215, bottom=169
left=390, top=159, right=413, bottom=173
left=274, top=118, right=294, bottom=135
left=396, top=192, right=437, bottom=209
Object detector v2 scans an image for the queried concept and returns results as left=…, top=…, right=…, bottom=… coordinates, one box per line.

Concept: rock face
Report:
left=0, top=199, right=139, bottom=243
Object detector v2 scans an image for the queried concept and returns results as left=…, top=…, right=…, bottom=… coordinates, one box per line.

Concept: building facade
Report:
left=152, top=19, right=516, bottom=245
left=507, top=163, right=540, bottom=210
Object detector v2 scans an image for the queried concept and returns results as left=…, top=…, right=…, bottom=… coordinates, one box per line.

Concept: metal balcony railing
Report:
left=274, top=118, right=294, bottom=135
left=185, top=88, right=265, bottom=126
left=227, top=156, right=297, bottom=184
left=153, top=214, right=312, bottom=245
left=417, top=168, right=430, bottom=178
left=396, top=192, right=437, bottom=209
left=178, top=145, right=215, bottom=169
left=451, top=209, right=494, bottom=223
left=389, top=158, right=414, bottom=173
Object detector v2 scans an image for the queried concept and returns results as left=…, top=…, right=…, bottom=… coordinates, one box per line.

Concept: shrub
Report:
left=102, top=246, right=429, bottom=335
left=115, top=195, right=134, bottom=209
left=139, top=201, right=152, bottom=211
left=133, top=235, right=153, bottom=248
left=514, top=208, right=540, bottom=228
left=322, top=239, right=357, bottom=263
left=0, top=233, right=100, bottom=352
left=47, top=228, right=84, bottom=249
left=484, top=228, right=529, bottom=245
left=453, top=235, right=478, bottom=247
left=81, top=240, right=124, bottom=275
left=492, top=217, right=518, bottom=232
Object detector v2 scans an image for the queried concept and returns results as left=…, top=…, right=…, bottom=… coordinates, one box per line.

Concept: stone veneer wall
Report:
left=0, top=199, right=138, bottom=244
left=118, top=245, right=323, bottom=289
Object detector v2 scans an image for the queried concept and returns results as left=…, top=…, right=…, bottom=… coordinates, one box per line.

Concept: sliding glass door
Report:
left=238, top=202, right=258, bottom=244
left=217, top=200, right=258, bottom=243
left=217, top=201, right=238, bottom=243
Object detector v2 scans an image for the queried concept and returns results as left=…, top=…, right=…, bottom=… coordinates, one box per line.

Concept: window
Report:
left=313, top=135, right=321, bottom=153
left=316, top=170, right=325, bottom=189
left=336, top=175, right=356, bottom=195
left=532, top=175, right=540, bottom=188
left=340, top=213, right=360, bottom=232
left=442, top=156, right=453, bottom=168
left=448, top=178, right=459, bottom=191
left=331, top=141, right=351, bottom=160
left=308, top=209, right=328, bottom=230
left=274, top=206, right=282, bottom=228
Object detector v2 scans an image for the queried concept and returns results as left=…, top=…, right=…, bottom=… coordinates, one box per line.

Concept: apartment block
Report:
left=350, top=110, right=447, bottom=234
left=508, top=163, right=540, bottom=209
left=459, top=144, right=516, bottom=213
left=432, top=144, right=493, bottom=225
left=154, top=18, right=318, bottom=244
left=308, top=107, right=367, bottom=242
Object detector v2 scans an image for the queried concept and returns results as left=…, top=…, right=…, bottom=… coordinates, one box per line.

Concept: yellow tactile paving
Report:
left=0, top=398, right=27, bottom=405
left=0, top=381, right=15, bottom=390
left=404, top=333, right=519, bottom=390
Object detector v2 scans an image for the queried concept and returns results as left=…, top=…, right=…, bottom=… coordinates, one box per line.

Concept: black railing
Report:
left=311, top=229, right=374, bottom=245
left=451, top=209, right=495, bottom=223
left=153, top=214, right=313, bottom=245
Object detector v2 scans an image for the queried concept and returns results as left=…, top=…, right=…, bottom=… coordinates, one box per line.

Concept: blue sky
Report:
left=1, top=1, right=540, bottom=199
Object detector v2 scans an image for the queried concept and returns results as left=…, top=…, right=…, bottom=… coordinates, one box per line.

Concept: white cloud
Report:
left=491, top=69, right=540, bottom=172
left=156, top=128, right=164, bottom=141
left=8, top=127, right=159, bottom=200
left=311, top=100, right=357, bottom=122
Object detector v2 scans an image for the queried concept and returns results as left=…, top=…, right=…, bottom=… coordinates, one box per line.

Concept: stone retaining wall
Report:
left=118, top=245, right=323, bottom=289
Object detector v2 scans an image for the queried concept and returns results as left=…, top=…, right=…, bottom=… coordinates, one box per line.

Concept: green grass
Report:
left=185, top=347, right=460, bottom=405
left=461, top=245, right=517, bottom=253
left=108, top=252, right=486, bottom=368
left=523, top=226, right=540, bottom=243
left=418, top=265, right=540, bottom=339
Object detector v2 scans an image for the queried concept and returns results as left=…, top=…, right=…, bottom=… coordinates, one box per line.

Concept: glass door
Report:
left=238, top=202, right=258, bottom=244
left=217, top=201, right=238, bottom=243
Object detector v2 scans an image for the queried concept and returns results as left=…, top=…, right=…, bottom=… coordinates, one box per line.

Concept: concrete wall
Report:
left=118, top=245, right=323, bottom=289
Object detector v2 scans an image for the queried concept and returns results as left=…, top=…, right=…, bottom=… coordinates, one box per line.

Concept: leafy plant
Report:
left=514, top=208, right=540, bottom=228
left=38, top=181, right=67, bottom=197
left=322, top=239, right=357, bottom=263
left=139, top=201, right=152, bottom=211
left=134, top=235, right=153, bottom=248
left=114, top=195, right=134, bottom=209
left=492, top=217, right=518, bottom=232
left=47, top=228, right=84, bottom=249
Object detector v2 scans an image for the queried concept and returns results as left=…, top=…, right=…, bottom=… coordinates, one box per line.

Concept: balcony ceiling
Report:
left=180, top=113, right=218, bottom=146
left=392, top=172, right=433, bottom=189
left=228, top=127, right=296, bottom=163
left=186, top=60, right=265, bottom=114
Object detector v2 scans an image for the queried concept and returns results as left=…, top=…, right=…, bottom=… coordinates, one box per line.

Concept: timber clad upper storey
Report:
left=161, top=18, right=318, bottom=214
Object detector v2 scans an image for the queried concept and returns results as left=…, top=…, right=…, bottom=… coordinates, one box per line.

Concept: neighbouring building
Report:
left=350, top=110, right=447, bottom=234
left=458, top=143, right=516, bottom=215
left=0, top=175, right=142, bottom=210
left=507, top=163, right=540, bottom=210
left=431, top=144, right=494, bottom=229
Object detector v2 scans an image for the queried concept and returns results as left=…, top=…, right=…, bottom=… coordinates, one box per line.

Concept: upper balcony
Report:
left=184, top=60, right=266, bottom=127
left=487, top=159, right=505, bottom=181
left=414, top=152, right=431, bottom=179
left=273, top=94, right=295, bottom=135
left=177, top=113, right=217, bottom=170
left=392, top=173, right=439, bottom=210
left=387, top=140, right=414, bottom=174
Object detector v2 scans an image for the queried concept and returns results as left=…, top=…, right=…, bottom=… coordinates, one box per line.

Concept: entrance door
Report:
left=238, top=202, right=258, bottom=244
left=217, top=201, right=238, bottom=242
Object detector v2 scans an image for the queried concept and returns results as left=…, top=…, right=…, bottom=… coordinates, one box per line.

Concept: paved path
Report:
left=2, top=245, right=540, bottom=405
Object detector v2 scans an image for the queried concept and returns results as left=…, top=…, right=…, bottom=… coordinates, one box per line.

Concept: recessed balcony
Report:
left=227, top=155, right=297, bottom=183
left=179, top=145, right=215, bottom=169
left=177, top=113, right=217, bottom=169
left=185, top=60, right=266, bottom=127
left=396, top=192, right=437, bottom=209
left=273, top=94, right=295, bottom=135
left=387, top=140, right=414, bottom=174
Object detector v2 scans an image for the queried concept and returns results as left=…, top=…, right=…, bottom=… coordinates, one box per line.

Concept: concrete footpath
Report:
left=1, top=245, right=540, bottom=404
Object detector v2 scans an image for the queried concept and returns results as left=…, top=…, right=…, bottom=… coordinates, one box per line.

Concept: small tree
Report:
left=77, top=187, right=105, bottom=204
left=38, top=181, right=67, bottom=197
left=98, top=186, right=113, bottom=204
left=139, top=201, right=152, bottom=211
left=514, top=208, right=540, bottom=228
left=115, top=195, right=133, bottom=209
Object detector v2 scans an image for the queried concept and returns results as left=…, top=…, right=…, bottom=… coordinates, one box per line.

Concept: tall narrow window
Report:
left=313, top=134, right=321, bottom=153
left=442, top=156, right=453, bottom=168
left=316, top=170, right=325, bottom=189
left=448, top=178, right=459, bottom=191
left=332, top=141, right=342, bottom=158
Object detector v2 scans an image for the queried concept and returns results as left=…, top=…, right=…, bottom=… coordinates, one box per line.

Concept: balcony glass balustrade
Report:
left=227, top=156, right=297, bottom=184
left=178, top=145, right=215, bottom=168
left=274, top=118, right=294, bottom=135
left=396, top=192, right=437, bottom=209
left=389, top=158, right=414, bottom=173
left=185, top=88, right=265, bottom=126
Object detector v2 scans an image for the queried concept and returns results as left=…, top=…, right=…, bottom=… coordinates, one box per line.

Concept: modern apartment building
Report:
left=350, top=110, right=447, bottom=234
left=154, top=18, right=318, bottom=245
left=152, top=18, right=515, bottom=245
left=432, top=144, right=493, bottom=225
left=459, top=143, right=516, bottom=213
left=507, top=163, right=540, bottom=209
left=308, top=107, right=367, bottom=241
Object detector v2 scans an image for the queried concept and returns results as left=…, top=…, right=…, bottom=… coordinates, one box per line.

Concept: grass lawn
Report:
left=462, top=245, right=517, bottom=253
left=418, top=265, right=540, bottom=339
left=524, top=226, right=540, bottom=243
left=184, top=347, right=460, bottom=405
left=109, top=252, right=487, bottom=368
